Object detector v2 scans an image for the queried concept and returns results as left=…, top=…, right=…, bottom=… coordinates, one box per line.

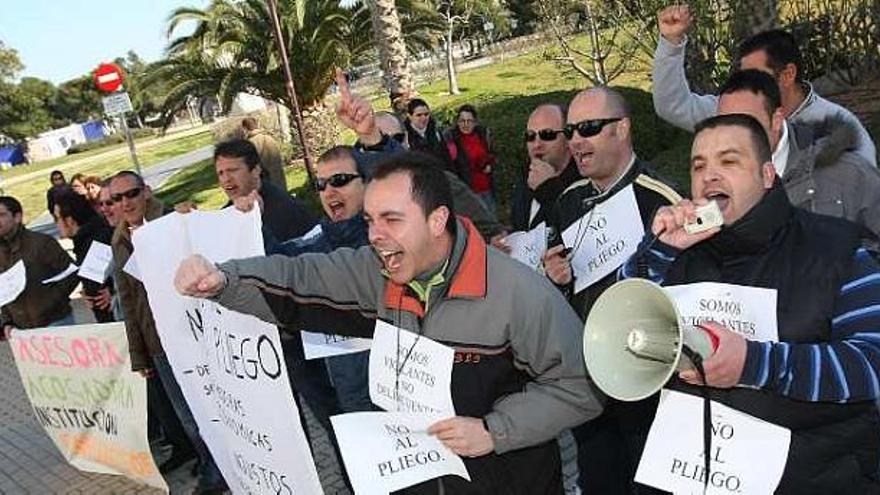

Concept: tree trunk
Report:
left=366, top=0, right=416, bottom=115
left=445, top=17, right=460, bottom=95
left=732, top=0, right=779, bottom=41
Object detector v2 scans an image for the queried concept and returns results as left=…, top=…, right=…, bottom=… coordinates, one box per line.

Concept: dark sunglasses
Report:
left=391, top=132, right=407, bottom=144
left=525, top=129, right=565, bottom=142
left=99, top=200, right=115, bottom=207
left=563, top=118, right=622, bottom=139
left=110, top=187, right=142, bottom=203
left=316, top=173, right=361, bottom=192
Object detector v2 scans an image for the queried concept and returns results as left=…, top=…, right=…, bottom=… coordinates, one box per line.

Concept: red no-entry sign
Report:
left=93, top=63, right=124, bottom=93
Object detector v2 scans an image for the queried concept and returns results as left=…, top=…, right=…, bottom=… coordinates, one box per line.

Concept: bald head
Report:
left=530, top=104, right=565, bottom=124
left=527, top=104, right=570, bottom=170
left=375, top=112, right=408, bottom=149
left=570, top=87, right=630, bottom=119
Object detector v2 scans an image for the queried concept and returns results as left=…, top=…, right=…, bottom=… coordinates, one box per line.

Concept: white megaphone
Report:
left=583, top=279, right=717, bottom=401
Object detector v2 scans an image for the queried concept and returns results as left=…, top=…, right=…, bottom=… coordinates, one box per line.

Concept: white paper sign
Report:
left=636, top=389, right=790, bottom=494
left=562, top=185, right=644, bottom=294
left=123, top=256, right=141, bottom=282
left=332, top=412, right=470, bottom=494
left=132, top=209, right=323, bottom=495
left=0, top=260, right=26, bottom=306
left=665, top=283, right=779, bottom=342
left=302, top=331, right=372, bottom=360
left=41, top=263, right=78, bottom=284
left=369, top=321, right=455, bottom=417
left=505, top=222, right=546, bottom=271
left=78, top=241, right=114, bottom=283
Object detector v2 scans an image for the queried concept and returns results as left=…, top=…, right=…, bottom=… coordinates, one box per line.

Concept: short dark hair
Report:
left=111, top=170, right=146, bottom=188
left=371, top=152, right=456, bottom=234
left=214, top=139, right=261, bottom=171
left=719, top=69, right=782, bottom=117
left=318, top=145, right=366, bottom=175
left=54, top=191, right=99, bottom=226
left=0, top=196, right=22, bottom=216
left=738, top=29, right=803, bottom=83
left=241, top=116, right=259, bottom=131
left=407, top=98, right=430, bottom=115
left=694, top=114, right=772, bottom=165
left=50, top=170, right=64, bottom=181
left=456, top=104, right=477, bottom=120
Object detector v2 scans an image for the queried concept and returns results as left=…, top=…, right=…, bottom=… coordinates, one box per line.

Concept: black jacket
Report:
left=71, top=218, right=115, bottom=323
left=663, top=182, right=880, bottom=494
left=510, top=158, right=581, bottom=232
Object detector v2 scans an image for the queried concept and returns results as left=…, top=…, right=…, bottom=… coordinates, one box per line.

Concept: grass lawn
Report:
left=10, top=130, right=214, bottom=223
left=2, top=133, right=162, bottom=181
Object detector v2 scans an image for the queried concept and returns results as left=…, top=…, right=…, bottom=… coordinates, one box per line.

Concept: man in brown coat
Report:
left=1, top=196, right=78, bottom=339
left=242, top=116, right=286, bottom=190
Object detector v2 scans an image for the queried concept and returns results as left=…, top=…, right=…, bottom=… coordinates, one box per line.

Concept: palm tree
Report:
left=144, top=0, right=370, bottom=152
left=365, top=0, right=416, bottom=113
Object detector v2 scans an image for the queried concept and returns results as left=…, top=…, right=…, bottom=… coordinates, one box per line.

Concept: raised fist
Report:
left=658, top=5, right=692, bottom=45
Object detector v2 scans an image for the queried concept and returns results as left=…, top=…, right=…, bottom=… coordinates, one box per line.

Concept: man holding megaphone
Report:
left=609, top=113, right=880, bottom=493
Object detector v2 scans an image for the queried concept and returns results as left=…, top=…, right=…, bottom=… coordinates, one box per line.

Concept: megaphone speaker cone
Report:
left=583, top=279, right=714, bottom=401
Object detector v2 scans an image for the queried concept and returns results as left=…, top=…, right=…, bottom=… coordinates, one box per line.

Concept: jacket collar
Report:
left=705, top=179, right=793, bottom=257
left=383, top=217, right=487, bottom=318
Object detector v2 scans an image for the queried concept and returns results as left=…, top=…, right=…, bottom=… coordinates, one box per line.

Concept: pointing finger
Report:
left=335, top=67, right=351, bottom=106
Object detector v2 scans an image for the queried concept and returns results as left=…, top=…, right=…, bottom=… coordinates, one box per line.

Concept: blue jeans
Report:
left=326, top=351, right=373, bottom=412
left=153, top=355, right=226, bottom=490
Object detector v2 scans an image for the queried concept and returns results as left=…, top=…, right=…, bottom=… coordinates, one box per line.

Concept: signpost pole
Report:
left=119, top=112, right=142, bottom=175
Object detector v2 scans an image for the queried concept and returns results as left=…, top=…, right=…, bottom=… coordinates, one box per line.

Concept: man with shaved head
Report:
left=543, top=86, right=681, bottom=493
left=510, top=104, right=581, bottom=232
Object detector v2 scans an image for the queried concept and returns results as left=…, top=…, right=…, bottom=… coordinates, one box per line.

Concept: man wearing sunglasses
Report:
left=542, top=87, right=681, bottom=494
left=511, top=104, right=581, bottom=232
left=109, top=171, right=228, bottom=494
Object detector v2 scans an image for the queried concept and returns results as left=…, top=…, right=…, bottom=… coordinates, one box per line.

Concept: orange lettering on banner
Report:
left=57, top=432, right=157, bottom=478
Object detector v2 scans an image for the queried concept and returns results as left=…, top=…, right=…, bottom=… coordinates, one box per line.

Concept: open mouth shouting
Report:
left=704, top=190, right=731, bottom=215
left=327, top=199, right=347, bottom=221
left=373, top=246, right=405, bottom=273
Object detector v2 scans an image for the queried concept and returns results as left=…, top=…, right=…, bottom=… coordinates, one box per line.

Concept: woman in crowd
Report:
left=446, top=104, right=498, bottom=213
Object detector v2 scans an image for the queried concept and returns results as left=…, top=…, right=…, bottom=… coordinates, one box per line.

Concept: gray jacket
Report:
left=652, top=36, right=877, bottom=167
left=783, top=121, right=880, bottom=242
left=212, top=218, right=602, bottom=458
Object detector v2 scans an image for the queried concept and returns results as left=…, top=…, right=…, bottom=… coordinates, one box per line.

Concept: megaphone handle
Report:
left=681, top=347, right=712, bottom=494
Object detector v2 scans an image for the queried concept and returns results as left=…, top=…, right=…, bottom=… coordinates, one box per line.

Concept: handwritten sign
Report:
left=562, top=185, right=644, bottom=294
left=665, top=283, right=779, bottom=342
left=332, top=412, right=470, bottom=494
left=369, top=321, right=455, bottom=417
left=636, top=389, right=790, bottom=494
left=78, top=241, right=114, bottom=283
left=132, top=209, right=322, bottom=495
left=41, top=263, right=78, bottom=284
left=504, top=222, right=546, bottom=271
left=8, top=322, right=166, bottom=491
left=0, top=260, right=26, bottom=306
left=302, top=331, right=372, bottom=360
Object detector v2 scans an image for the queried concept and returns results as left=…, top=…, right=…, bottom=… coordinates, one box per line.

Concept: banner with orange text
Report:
left=8, top=322, right=167, bottom=492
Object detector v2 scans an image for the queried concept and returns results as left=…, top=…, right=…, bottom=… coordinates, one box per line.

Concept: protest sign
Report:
left=504, top=222, right=546, bottom=272
left=133, top=209, right=322, bottom=495
left=0, top=259, right=26, bottom=306
left=369, top=321, right=455, bottom=416
left=302, top=331, right=371, bottom=360
left=332, top=412, right=470, bottom=494
left=636, top=389, right=790, bottom=494
left=665, top=283, right=779, bottom=342
left=79, top=241, right=114, bottom=283
left=8, top=322, right=166, bottom=491
left=561, top=185, right=644, bottom=293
